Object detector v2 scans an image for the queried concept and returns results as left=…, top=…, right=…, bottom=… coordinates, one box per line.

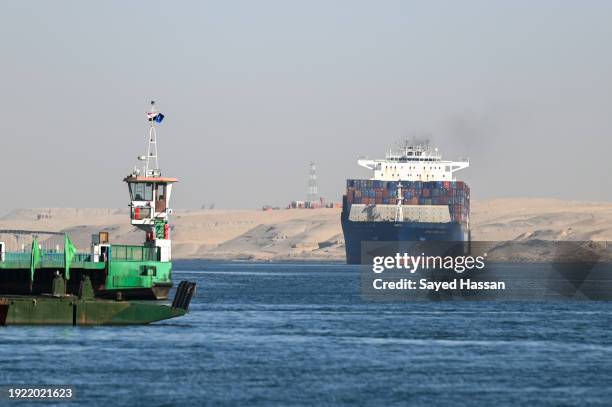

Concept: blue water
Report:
left=1, top=262, right=612, bottom=406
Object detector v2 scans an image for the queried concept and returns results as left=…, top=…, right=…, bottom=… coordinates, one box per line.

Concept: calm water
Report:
left=1, top=262, right=611, bottom=406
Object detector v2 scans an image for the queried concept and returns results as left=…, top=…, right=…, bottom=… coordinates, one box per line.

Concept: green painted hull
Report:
left=0, top=296, right=186, bottom=325
left=101, top=259, right=173, bottom=300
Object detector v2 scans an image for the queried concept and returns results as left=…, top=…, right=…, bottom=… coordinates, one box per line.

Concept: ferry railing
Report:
left=3, top=252, right=30, bottom=266
left=42, top=253, right=91, bottom=266
left=2, top=251, right=91, bottom=268
left=73, top=253, right=92, bottom=263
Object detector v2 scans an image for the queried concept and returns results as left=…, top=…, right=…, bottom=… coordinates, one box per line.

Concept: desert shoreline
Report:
left=2, top=198, right=612, bottom=261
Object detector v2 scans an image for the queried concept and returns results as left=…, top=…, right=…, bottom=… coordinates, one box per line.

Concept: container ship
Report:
left=341, top=139, right=470, bottom=264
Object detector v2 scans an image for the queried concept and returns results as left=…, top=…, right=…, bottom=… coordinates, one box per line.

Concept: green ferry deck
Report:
left=0, top=242, right=172, bottom=300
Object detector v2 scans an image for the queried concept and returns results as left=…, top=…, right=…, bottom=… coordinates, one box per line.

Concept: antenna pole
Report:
left=146, top=125, right=159, bottom=176
left=145, top=101, right=160, bottom=177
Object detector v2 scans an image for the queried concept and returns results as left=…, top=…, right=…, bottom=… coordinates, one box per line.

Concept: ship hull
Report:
left=0, top=279, right=196, bottom=325
left=341, top=212, right=469, bottom=264
left=0, top=296, right=187, bottom=326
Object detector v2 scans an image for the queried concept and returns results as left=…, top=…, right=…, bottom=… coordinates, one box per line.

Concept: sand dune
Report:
left=470, top=199, right=612, bottom=241
left=2, top=198, right=612, bottom=261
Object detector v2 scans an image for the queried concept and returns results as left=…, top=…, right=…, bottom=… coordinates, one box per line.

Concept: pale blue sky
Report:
left=1, top=1, right=611, bottom=213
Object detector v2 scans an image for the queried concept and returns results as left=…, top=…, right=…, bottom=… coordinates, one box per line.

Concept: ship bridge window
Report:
left=129, top=182, right=153, bottom=201
left=156, top=184, right=166, bottom=202
left=155, top=184, right=167, bottom=212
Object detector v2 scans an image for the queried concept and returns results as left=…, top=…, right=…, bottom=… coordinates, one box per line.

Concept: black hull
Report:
left=341, top=201, right=469, bottom=265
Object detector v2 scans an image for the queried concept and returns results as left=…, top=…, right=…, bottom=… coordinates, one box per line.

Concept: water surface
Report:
left=1, top=262, right=611, bottom=406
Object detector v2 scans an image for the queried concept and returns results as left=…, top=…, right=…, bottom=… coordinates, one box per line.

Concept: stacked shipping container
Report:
left=345, top=179, right=469, bottom=223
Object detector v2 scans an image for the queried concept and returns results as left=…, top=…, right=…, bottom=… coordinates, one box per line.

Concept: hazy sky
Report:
left=1, top=1, right=612, bottom=214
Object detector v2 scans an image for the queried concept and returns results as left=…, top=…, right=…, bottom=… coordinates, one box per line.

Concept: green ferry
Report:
left=0, top=101, right=179, bottom=301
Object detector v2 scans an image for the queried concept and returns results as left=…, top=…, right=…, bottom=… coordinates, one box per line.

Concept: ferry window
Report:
left=131, top=183, right=153, bottom=201
left=133, top=183, right=144, bottom=200
left=156, top=184, right=166, bottom=201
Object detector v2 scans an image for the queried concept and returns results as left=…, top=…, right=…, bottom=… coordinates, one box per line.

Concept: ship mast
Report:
left=145, top=100, right=161, bottom=177
left=395, top=182, right=404, bottom=222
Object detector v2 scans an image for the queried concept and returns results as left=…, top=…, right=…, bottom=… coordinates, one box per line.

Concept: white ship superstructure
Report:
left=357, top=139, right=469, bottom=182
